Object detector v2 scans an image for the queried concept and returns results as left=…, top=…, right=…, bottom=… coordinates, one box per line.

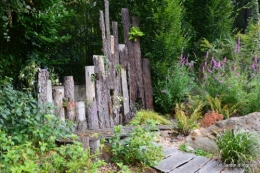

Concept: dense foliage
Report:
left=109, top=125, right=164, bottom=166
left=0, top=79, right=105, bottom=172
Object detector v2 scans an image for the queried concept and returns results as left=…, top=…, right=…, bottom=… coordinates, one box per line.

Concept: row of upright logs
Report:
left=37, top=0, right=153, bottom=130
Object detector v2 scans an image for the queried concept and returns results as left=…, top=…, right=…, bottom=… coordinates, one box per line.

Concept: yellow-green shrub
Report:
left=129, top=110, right=171, bottom=125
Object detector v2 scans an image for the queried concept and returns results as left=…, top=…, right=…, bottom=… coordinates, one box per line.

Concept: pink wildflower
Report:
left=161, top=90, right=166, bottom=93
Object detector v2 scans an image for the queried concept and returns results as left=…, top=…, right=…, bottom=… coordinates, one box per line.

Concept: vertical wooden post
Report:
left=142, top=58, right=153, bottom=110
left=121, top=68, right=131, bottom=123
left=94, top=55, right=110, bottom=128
left=121, top=9, right=146, bottom=116
left=47, top=80, right=52, bottom=105
left=52, top=86, right=65, bottom=121
left=64, top=76, right=75, bottom=121
left=76, top=101, right=87, bottom=132
left=38, top=69, right=49, bottom=107
left=85, top=66, right=99, bottom=129
left=89, top=139, right=101, bottom=155
left=80, top=136, right=89, bottom=150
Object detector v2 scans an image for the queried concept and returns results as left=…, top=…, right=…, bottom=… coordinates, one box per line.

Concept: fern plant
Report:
left=206, top=95, right=239, bottom=119
left=174, top=103, right=202, bottom=136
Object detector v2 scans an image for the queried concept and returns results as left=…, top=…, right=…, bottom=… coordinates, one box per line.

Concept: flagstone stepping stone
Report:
left=153, top=147, right=245, bottom=173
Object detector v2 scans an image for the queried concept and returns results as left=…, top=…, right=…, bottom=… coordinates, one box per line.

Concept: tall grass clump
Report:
left=216, top=129, right=260, bottom=171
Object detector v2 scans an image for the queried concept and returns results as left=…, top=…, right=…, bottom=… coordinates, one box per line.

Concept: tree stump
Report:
left=52, top=86, right=65, bottom=121
left=38, top=69, right=49, bottom=107
left=64, top=76, right=75, bottom=121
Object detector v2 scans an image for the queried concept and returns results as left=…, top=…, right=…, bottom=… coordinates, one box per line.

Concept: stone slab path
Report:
left=152, top=148, right=244, bottom=173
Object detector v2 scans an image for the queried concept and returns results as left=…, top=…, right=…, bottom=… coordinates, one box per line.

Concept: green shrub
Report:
left=216, top=129, right=260, bottom=168
left=0, top=79, right=106, bottom=172
left=0, top=133, right=105, bottom=173
left=129, top=110, right=171, bottom=125
left=0, top=79, right=74, bottom=145
left=109, top=125, right=164, bottom=166
left=154, top=62, right=197, bottom=114
left=179, top=144, right=213, bottom=158
left=174, top=103, right=202, bottom=135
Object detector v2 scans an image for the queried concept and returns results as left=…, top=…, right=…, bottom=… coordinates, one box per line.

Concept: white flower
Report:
left=21, top=74, right=24, bottom=78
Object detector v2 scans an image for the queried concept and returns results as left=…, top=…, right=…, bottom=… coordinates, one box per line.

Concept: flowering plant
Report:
left=154, top=58, right=197, bottom=114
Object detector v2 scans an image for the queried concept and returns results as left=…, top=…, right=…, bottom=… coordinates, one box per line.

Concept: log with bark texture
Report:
left=76, top=101, right=87, bottom=132
left=112, top=21, right=123, bottom=125
left=79, top=136, right=89, bottom=150
left=85, top=66, right=99, bottom=129
left=38, top=69, right=49, bottom=106
left=93, top=55, right=111, bottom=128
left=64, top=76, right=75, bottom=121
left=47, top=80, right=52, bottom=105
left=131, top=16, right=145, bottom=109
left=119, top=44, right=128, bottom=69
left=142, top=58, right=154, bottom=110
left=121, top=68, right=131, bottom=123
left=89, top=139, right=100, bottom=156
left=52, top=86, right=65, bottom=121
left=121, top=8, right=137, bottom=114
left=121, top=9, right=145, bottom=113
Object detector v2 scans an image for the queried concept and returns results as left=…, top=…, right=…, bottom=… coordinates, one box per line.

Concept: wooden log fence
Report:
left=37, top=0, right=153, bottom=131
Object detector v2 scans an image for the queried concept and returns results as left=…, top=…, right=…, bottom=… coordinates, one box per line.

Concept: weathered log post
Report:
left=75, top=101, right=87, bottom=132
left=89, top=138, right=101, bottom=155
left=93, top=55, right=110, bottom=128
left=38, top=69, right=49, bottom=107
left=64, top=76, right=75, bottom=121
left=85, top=66, right=99, bottom=129
left=121, top=8, right=145, bottom=115
left=142, top=58, right=154, bottom=110
left=47, top=80, right=52, bottom=105
left=121, top=68, right=131, bottom=123
left=52, top=86, right=65, bottom=121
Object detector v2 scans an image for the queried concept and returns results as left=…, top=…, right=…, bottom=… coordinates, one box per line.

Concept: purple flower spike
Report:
left=161, top=90, right=166, bottom=93
left=237, top=73, right=240, bottom=77
left=254, top=55, right=258, bottom=64
left=217, top=61, right=221, bottom=68
left=208, top=68, right=212, bottom=73
left=185, top=58, right=189, bottom=65
left=223, top=57, right=227, bottom=63
left=234, top=66, right=237, bottom=71
left=252, top=64, right=255, bottom=69
left=202, top=66, right=205, bottom=72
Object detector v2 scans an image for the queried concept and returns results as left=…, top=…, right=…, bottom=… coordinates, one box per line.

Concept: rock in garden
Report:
left=185, top=112, right=260, bottom=154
